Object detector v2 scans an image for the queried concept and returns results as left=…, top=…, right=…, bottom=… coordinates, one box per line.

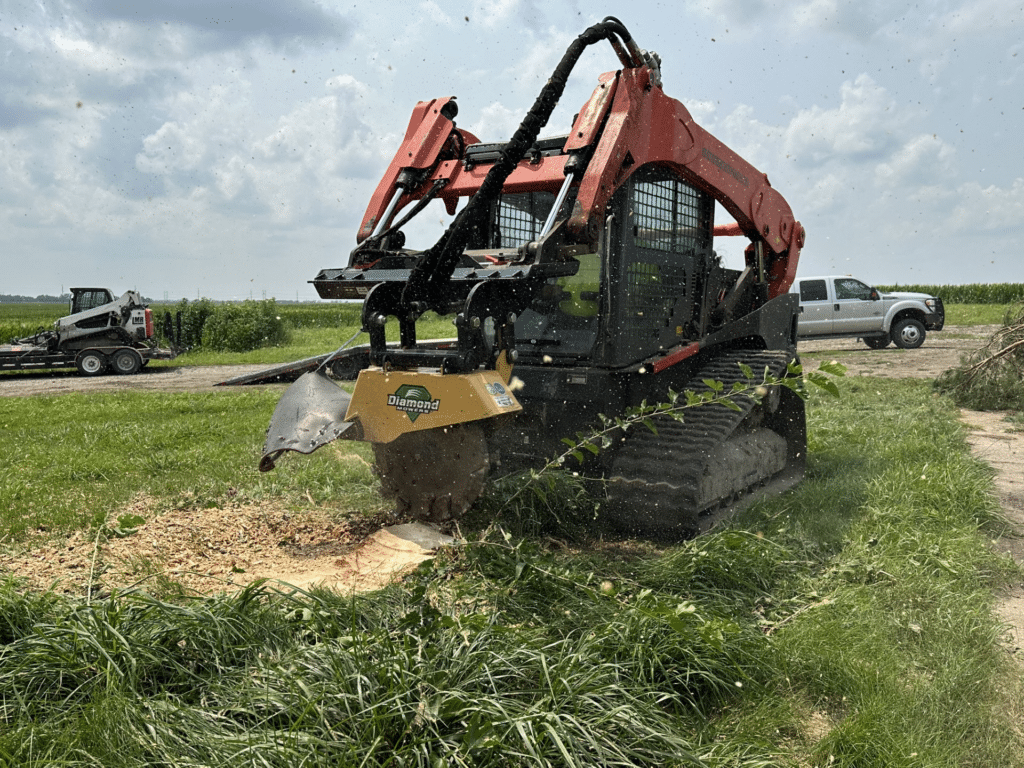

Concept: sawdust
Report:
left=0, top=498, right=407, bottom=596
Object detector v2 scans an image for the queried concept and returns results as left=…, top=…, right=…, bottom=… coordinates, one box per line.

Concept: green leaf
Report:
left=817, top=360, right=848, bottom=377
left=805, top=372, right=841, bottom=397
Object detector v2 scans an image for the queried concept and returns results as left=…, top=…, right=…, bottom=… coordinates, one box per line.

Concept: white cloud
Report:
left=948, top=178, right=1024, bottom=232
left=416, top=1, right=457, bottom=28
left=694, top=0, right=907, bottom=38
left=873, top=133, right=956, bottom=186
left=137, top=122, right=205, bottom=175
left=783, top=75, right=904, bottom=163
left=801, top=172, right=846, bottom=213
left=204, top=75, right=389, bottom=225
left=471, top=0, right=557, bottom=30
left=929, top=0, right=1023, bottom=37
left=468, top=102, right=522, bottom=143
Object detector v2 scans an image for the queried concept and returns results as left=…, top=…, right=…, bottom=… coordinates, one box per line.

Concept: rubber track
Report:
left=606, top=350, right=794, bottom=537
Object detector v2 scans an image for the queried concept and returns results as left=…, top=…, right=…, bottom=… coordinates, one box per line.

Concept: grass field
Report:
left=942, top=303, right=1017, bottom=325
left=1, top=371, right=1022, bottom=765
left=1, top=297, right=1022, bottom=764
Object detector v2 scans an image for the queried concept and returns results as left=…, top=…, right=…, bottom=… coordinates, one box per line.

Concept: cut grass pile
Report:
left=0, top=378, right=1022, bottom=765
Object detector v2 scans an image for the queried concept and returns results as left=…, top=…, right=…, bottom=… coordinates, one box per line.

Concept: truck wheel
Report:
left=75, top=350, right=107, bottom=376
left=891, top=318, right=925, bottom=349
left=863, top=336, right=890, bottom=349
left=111, top=348, right=143, bottom=375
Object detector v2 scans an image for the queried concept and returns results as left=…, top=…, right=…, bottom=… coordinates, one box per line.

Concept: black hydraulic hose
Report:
left=401, top=17, right=635, bottom=313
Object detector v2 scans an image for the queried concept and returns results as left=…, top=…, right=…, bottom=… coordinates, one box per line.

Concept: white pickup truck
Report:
left=791, top=275, right=945, bottom=349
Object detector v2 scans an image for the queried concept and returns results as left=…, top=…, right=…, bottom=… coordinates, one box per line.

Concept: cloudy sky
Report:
left=2, top=0, right=1021, bottom=301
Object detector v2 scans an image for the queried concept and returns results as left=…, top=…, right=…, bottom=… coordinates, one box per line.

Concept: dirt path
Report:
left=0, top=363, right=276, bottom=398
left=2, top=326, right=1022, bottom=603
left=960, top=408, right=1024, bottom=653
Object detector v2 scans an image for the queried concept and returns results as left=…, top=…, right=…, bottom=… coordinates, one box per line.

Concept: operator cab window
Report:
left=71, top=289, right=114, bottom=314
left=798, top=280, right=828, bottom=302
left=607, top=168, right=712, bottom=364
left=502, top=190, right=599, bottom=361
left=489, top=191, right=555, bottom=249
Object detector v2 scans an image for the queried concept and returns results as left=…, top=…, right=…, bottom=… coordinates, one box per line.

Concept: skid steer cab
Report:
left=255, top=16, right=807, bottom=538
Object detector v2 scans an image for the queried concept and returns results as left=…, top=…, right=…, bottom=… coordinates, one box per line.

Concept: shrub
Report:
left=200, top=299, right=290, bottom=352
left=164, top=298, right=217, bottom=349
left=934, top=303, right=1024, bottom=411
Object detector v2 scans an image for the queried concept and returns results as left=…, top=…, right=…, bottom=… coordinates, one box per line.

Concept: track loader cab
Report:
left=70, top=288, right=115, bottom=315
left=511, top=165, right=739, bottom=371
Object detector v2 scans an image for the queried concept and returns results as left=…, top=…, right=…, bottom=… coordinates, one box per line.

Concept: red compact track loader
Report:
left=257, top=17, right=807, bottom=537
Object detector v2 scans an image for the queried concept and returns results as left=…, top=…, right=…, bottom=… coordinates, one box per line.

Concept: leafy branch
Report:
left=498, top=359, right=845, bottom=516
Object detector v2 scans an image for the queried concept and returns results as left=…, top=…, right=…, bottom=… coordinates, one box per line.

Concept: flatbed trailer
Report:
left=0, top=342, right=175, bottom=375
left=2, top=286, right=177, bottom=376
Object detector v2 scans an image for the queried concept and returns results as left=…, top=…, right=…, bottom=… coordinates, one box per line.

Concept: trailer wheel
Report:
left=75, top=350, right=107, bottom=376
left=111, top=348, right=143, bottom=375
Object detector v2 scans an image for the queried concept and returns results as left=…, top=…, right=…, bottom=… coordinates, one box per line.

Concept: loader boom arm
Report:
left=563, top=68, right=804, bottom=297
left=346, top=17, right=803, bottom=304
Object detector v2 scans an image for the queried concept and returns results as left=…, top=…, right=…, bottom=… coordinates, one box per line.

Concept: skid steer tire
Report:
left=372, top=422, right=489, bottom=523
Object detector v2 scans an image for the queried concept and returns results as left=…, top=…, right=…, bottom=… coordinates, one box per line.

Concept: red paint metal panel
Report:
left=651, top=342, right=701, bottom=374
left=440, top=155, right=568, bottom=199
left=357, top=97, right=481, bottom=242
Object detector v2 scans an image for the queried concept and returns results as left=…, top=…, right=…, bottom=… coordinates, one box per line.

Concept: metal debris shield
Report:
left=259, top=370, right=361, bottom=472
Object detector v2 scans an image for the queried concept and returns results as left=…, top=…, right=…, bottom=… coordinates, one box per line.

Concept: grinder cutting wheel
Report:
left=258, top=16, right=807, bottom=538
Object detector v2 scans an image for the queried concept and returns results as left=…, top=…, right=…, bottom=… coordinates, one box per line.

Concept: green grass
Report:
left=168, top=315, right=456, bottom=366
left=0, top=390, right=384, bottom=541
left=942, top=303, right=1016, bottom=326
left=0, top=377, right=1021, bottom=765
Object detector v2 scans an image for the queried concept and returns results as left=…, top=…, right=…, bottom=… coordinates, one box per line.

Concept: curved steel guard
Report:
left=259, top=370, right=361, bottom=472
